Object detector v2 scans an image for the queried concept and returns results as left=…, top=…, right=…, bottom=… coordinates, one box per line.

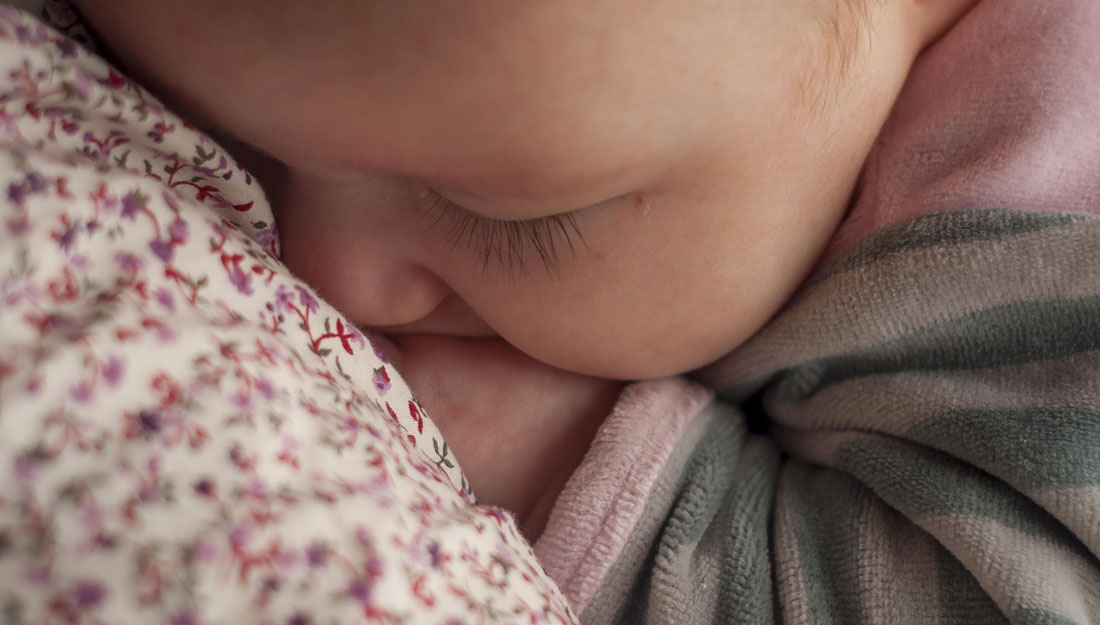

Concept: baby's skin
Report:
left=76, top=0, right=978, bottom=538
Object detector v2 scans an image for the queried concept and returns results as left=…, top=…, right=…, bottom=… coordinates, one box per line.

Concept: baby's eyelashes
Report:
left=416, top=189, right=585, bottom=279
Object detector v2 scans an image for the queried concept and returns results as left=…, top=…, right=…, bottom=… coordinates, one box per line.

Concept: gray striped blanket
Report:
left=585, top=209, right=1100, bottom=624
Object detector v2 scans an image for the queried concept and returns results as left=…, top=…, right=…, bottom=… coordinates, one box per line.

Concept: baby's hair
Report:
left=824, top=0, right=874, bottom=79
left=796, top=0, right=875, bottom=120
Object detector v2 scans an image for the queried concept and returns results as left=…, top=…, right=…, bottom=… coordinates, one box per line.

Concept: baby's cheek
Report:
left=455, top=243, right=700, bottom=378
left=459, top=195, right=778, bottom=378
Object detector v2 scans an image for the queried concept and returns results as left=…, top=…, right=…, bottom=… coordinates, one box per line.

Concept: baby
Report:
left=70, top=0, right=979, bottom=539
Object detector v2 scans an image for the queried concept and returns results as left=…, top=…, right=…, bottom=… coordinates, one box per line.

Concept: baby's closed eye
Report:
left=418, top=189, right=586, bottom=278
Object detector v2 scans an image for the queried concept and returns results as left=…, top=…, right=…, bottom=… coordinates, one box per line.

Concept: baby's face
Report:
left=80, top=0, right=922, bottom=379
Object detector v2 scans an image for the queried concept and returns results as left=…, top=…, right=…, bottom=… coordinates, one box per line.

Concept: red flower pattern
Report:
left=0, top=7, right=576, bottom=625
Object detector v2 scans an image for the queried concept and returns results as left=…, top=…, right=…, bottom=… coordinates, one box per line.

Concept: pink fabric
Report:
left=533, top=377, right=713, bottom=615
left=819, top=0, right=1100, bottom=266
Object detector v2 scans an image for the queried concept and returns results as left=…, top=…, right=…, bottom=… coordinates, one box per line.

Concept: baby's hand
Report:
left=384, top=334, right=623, bottom=540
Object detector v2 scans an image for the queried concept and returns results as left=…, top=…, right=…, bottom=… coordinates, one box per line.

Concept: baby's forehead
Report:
left=300, top=2, right=798, bottom=188
left=78, top=0, right=821, bottom=205
left=251, top=3, right=725, bottom=206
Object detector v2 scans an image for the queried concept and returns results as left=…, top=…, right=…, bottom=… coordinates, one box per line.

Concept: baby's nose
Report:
left=340, top=260, right=450, bottom=327
left=282, top=233, right=451, bottom=327
left=273, top=170, right=450, bottom=328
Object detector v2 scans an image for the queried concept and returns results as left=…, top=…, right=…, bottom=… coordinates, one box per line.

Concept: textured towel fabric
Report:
left=536, top=0, right=1100, bottom=622
left=533, top=378, right=714, bottom=613
left=581, top=211, right=1100, bottom=624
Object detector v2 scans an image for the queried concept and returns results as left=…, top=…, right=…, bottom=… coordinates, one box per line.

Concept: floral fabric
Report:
left=0, top=8, right=576, bottom=624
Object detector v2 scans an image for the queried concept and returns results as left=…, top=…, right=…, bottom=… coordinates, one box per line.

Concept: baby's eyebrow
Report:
left=430, top=175, right=613, bottom=219
left=436, top=164, right=603, bottom=198
left=425, top=159, right=647, bottom=219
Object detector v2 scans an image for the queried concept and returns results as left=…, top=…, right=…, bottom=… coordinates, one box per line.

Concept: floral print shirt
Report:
left=0, top=6, right=577, bottom=624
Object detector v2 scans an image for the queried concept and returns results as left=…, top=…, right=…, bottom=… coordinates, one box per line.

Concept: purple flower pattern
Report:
left=0, top=7, right=575, bottom=625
